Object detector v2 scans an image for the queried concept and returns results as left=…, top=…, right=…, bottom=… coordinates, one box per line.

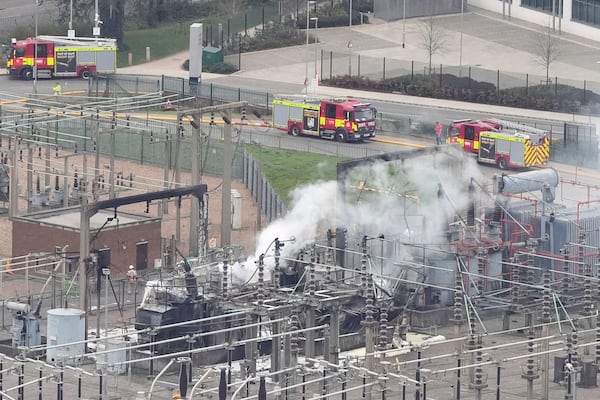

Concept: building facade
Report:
left=470, top=0, right=600, bottom=41
left=12, top=209, right=162, bottom=276
left=375, top=0, right=463, bottom=21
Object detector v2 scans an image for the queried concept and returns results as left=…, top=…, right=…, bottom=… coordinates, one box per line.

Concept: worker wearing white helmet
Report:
left=126, top=265, right=137, bottom=294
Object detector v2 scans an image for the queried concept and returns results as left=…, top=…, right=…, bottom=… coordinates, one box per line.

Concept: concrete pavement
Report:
left=120, top=6, right=600, bottom=125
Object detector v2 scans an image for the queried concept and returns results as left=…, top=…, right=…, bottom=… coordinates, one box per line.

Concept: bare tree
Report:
left=533, top=25, right=560, bottom=85
left=418, top=15, right=449, bottom=74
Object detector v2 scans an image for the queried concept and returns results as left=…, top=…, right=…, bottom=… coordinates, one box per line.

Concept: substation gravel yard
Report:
left=0, top=152, right=262, bottom=269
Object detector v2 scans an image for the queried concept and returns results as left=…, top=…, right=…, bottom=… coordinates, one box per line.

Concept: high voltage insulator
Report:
left=241, top=107, right=247, bottom=121
left=19, top=150, right=23, bottom=162
left=38, top=147, right=42, bottom=159
left=129, top=173, right=133, bottom=187
left=150, top=131, right=153, bottom=143
left=93, top=140, right=97, bottom=151
left=55, top=146, right=59, bottom=157
left=178, top=119, right=184, bottom=137
left=210, top=112, right=215, bottom=126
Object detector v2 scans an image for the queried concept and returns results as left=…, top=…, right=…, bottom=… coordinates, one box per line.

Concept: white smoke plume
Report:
left=228, top=150, right=484, bottom=284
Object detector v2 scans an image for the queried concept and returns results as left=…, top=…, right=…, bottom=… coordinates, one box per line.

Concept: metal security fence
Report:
left=242, top=151, right=287, bottom=223
left=319, top=49, right=600, bottom=95
left=89, top=75, right=274, bottom=108
left=88, top=75, right=163, bottom=98
left=86, top=75, right=598, bottom=169
left=550, top=122, right=599, bottom=168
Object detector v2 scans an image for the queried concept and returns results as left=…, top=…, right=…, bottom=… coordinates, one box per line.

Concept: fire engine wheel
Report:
left=497, top=157, right=507, bottom=170
left=290, top=125, right=301, bottom=137
left=20, top=68, right=33, bottom=80
left=335, top=130, right=347, bottom=143
left=80, top=69, right=91, bottom=80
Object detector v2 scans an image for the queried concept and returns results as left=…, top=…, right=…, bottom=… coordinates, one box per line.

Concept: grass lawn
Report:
left=118, top=23, right=190, bottom=68
left=245, top=145, right=348, bottom=205
left=115, top=2, right=282, bottom=68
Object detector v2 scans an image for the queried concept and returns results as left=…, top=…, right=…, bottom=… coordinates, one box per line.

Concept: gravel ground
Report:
left=0, top=151, right=262, bottom=267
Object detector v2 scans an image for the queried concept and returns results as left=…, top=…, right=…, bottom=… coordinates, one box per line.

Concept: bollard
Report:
left=219, top=368, right=227, bottom=400
left=146, top=47, right=151, bottom=61
left=128, top=53, right=133, bottom=65
left=258, top=376, right=267, bottom=400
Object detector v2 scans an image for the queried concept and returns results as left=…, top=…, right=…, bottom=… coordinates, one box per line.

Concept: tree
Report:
left=533, top=25, right=560, bottom=85
left=54, top=0, right=125, bottom=46
left=418, top=16, right=449, bottom=75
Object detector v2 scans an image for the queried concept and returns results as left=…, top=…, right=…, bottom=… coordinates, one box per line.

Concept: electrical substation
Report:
left=1, top=89, right=600, bottom=400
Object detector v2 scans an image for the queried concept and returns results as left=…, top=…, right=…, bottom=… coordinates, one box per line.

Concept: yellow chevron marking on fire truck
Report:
left=524, top=137, right=550, bottom=166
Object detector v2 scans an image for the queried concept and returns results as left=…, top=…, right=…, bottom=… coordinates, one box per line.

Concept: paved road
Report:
left=113, top=6, right=600, bottom=128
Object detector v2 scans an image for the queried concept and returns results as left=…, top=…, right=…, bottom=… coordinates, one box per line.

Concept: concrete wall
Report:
left=375, top=0, right=463, bottom=21
left=12, top=218, right=162, bottom=275
left=469, top=0, right=600, bottom=42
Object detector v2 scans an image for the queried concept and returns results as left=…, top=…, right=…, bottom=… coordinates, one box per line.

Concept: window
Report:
left=464, top=126, right=475, bottom=141
left=448, top=126, right=460, bottom=137
left=10, top=48, right=25, bottom=58
left=325, top=104, right=337, bottom=119
left=522, top=0, right=563, bottom=15
left=354, top=108, right=375, bottom=121
left=35, top=44, right=48, bottom=58
left=573, top=0, right=600, bottom=27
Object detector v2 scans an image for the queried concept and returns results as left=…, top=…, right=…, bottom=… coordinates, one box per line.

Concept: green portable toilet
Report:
left=202, top=47, right=224, bottom=68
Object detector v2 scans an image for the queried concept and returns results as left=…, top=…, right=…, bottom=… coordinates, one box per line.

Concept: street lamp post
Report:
left=305, top=1, right=316, bottom=91
left=459, top=0, right=464, bottom=75
left=311, top=17, right=318, bottom=86
left=402, top=0, right=406, bottom=48
left=95, top=0, right=99, bottom=34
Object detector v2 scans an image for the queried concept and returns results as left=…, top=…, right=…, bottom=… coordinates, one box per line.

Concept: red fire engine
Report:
left=447, top=118, right=550, bottom=169
left=272, top=96, right=377, bottom=142
left=6, top=35, right=117, bottom=80
left=446, top=119, right=501, bottom=153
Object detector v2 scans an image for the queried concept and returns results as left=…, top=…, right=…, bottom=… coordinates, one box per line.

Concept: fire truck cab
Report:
left=6, top=35, right=117, bottom=80
left=272, top=96, right=377, bottom=142
left=447, top=118, right=550, bottom=169
left=446, top=119, right=501, bottom=153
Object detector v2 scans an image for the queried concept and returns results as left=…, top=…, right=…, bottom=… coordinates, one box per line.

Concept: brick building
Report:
left=12, top=207, right=162, bottom=276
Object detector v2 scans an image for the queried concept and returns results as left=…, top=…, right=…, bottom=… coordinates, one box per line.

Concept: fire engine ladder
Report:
left=275, top=94, right=348, bottom=104
left=38, top=35, right=117, bottom=47
left=489, top=118, right=549, bottom=136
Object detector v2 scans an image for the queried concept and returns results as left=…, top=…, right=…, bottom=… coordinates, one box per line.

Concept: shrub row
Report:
left=322, top=74, right=600, bottom=114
